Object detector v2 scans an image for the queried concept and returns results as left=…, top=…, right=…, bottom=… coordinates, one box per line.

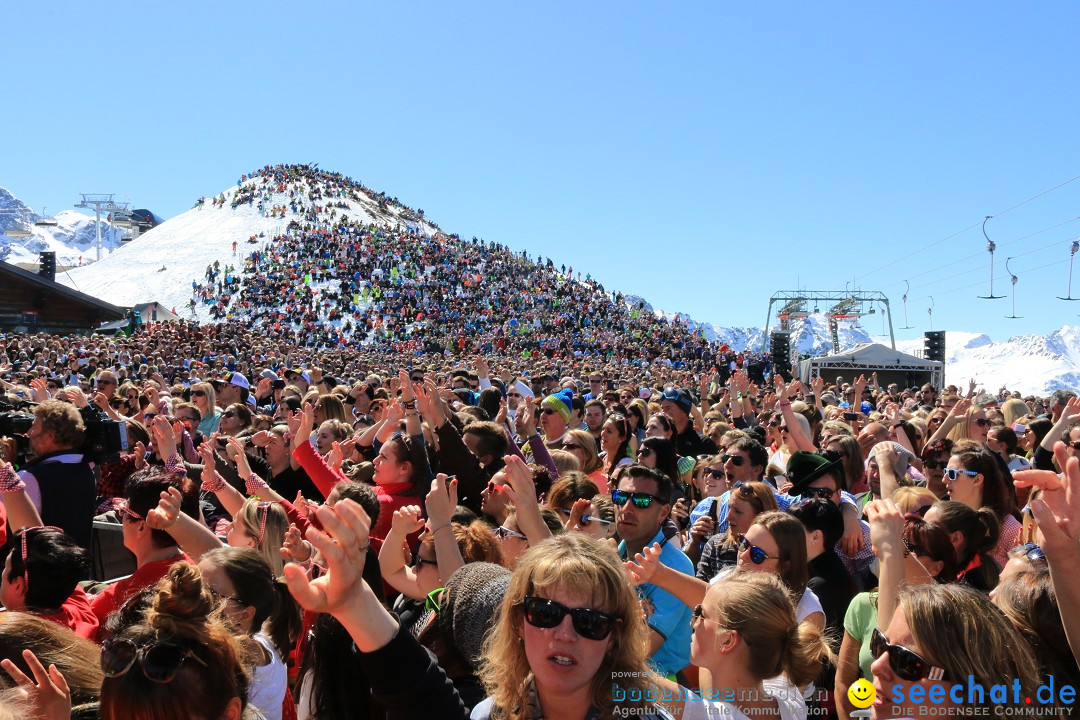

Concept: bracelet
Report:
left=0, top=464, right=26, bottom=493
left=164, top=452, right=186, bottom=476
left=778, top=401, right=792, bottom=408
left=402, top=400, right=417, bottom=409
left=245, top=472, right=270, bottom=495
left=201, top=471, right=227, bottom=493
left=430, top=522, right=452, bottom=535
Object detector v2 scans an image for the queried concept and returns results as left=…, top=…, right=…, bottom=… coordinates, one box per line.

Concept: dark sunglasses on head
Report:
left=870, top=627, right=946, bottom=682
left=737, top=534, right=775, bottom=565
left=721, top=454, right=745, bottom=466
left=611, top=489, right=664, bottom=509
left=902, top=537, right=931, bottom=558
left=520, top=596, right=615, bottom=641
left=101, top=638, right=208, bottom=684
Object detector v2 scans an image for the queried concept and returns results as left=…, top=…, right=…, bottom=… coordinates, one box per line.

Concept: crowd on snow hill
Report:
left=185, top=163, right=761, bottom=372
left=1, top=321, right=1080, bottom=720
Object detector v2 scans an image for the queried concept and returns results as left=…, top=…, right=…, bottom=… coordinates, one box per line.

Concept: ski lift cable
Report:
left=906, top=234, right=1073, bottom=292
left=910, top=258, right=1060, bottom=301
left=873, top=215, right=1080, bottom=292
left=857, top=173, right=1080, bottom=281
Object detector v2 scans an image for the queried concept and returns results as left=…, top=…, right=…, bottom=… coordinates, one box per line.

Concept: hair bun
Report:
left=147, top=561, right=215, bottom=639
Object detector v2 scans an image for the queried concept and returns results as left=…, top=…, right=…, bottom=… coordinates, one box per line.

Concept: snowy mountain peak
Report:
left=1, top=185, right=124, bottom=267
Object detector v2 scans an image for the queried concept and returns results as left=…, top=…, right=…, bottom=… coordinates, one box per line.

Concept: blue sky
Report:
left=5, top=1, right=1080, bottom=343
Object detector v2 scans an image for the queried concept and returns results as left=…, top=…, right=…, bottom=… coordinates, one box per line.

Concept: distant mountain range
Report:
left=0, top=186, right=123, bottom=267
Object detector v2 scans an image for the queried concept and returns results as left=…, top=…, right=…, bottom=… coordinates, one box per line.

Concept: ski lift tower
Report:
left=74, top=194, right=128, bottom=261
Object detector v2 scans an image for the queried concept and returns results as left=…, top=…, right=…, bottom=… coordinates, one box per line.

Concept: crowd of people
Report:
left=0, top=164, right=1076, bottom=719
left=0, top=327, right=1078, bottom=719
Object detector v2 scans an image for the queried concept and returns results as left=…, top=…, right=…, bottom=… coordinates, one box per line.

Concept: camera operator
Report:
left=15, top=399, right=97, bottom=549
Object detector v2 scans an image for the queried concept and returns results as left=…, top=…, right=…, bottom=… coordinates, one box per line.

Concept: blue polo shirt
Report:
left=620, top=528, right=694, bottom=677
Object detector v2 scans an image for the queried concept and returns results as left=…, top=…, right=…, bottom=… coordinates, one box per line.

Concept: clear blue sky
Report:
left=6, top=1, right=1080, bottom=344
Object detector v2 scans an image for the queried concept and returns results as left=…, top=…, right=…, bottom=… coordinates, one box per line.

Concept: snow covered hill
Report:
left=59, top=172, right=436, bottom=316
left=0, top=186, right=123, bottom=266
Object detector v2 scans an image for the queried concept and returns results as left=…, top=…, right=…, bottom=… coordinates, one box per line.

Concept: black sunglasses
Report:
left=191, top=390, right=206, bottom=397
left=222, top=411, right=238, bottom=418
left=802, top=486, right=836, bottom=500
left=611, top=489, right=664, bottom=509
left=101, top=638, right=208, bottom=684
left=721, top=453, right=745, bottom=466
left=922, top=458, right=947, bottom=470
left=737, top=534, right=775, bottom=565
left=702, top=467, right=726, bottom=479
left=870, top=627, right=946, bottom=682
left=637, top=447, right=653, bottom=458
left=520, top=596, right=616, bottom=641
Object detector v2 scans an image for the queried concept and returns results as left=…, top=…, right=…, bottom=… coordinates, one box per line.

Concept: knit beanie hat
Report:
left=541, top=388, right=574, bottom=423
left=438, top=562, right=511, bottom=668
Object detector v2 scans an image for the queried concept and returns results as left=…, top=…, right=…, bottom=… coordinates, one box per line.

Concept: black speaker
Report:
left=38, top=251, right=56, bottom=281
left=924, top=331, right=946, bottom=363
left=770, top=331, right=791, bottom=379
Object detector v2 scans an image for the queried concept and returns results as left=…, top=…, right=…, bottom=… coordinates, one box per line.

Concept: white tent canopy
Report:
left=799, top=342, right=944, bottom=390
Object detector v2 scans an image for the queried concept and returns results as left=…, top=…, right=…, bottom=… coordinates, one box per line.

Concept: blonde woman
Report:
left=282, top=503, right=670, bottom=720
left=190, top=382, right=221, bottom=436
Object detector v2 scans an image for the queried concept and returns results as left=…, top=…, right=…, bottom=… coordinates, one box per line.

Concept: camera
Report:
left=0, top=399, right=128, bottom=466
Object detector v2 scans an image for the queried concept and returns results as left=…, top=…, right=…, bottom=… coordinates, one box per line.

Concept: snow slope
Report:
left=0, top=186, right=122, bottom=266
left=59, top=176, right=436, bottom=316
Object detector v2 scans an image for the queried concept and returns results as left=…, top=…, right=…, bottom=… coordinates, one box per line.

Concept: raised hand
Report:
left=146, top=486, right=183, bottom=530
left=283, top=499, right=372, bottom=616
left=0, top=648, right=71, bottom=720
left=425, top=473, right=458, bottom=526
left=280, top=523, right=312, bottom=564
left=625, top=542, right=665, bottom=587
left=390, top=504, right=426, bottom=536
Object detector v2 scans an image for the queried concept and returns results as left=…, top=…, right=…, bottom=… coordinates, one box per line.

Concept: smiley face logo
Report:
left=848, top=678, right=876, bottom=709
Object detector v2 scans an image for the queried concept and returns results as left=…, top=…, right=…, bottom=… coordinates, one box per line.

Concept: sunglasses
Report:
left=493, top=525, right=527, bottom=540
left=222, top=411, right=238, bottom=418
left=721, top=454, right=745, bottom=467
left=703, top=467, right=726, bottom=481
left=902, top=537, right=931, bottom=558
left=802, top=486, right=836, bottom=500
left=541, top=408, right=558, bottom=416
left=118, top=502, right=144, bottom=523
left=1013, top=542, right=1047, bottom=564
left=101, top=638, right=208, bottom=684
left=580, top=514, right=613, bottom=527
left=486, top=481, right=507, bottom=495
left=870, top=628, right=946, bottom=682
left=508, top=393, right=522, bottom=398
left=562, top=442, right=583, bottom=451
left=923, top=459, right=947, bottom=470
left=738, top=534, right=775, bottom=565
left=611, top=489, right=664, bottom=509
left=425, top=587, right=444, bottom=613
left=207, top=585, right=244, bottom=605
left=767, top=420, right=780, bottom=427
left=692, top=604, right=722, bottom=626
left=973, top=418, right=990, bottom=427
left=520, top=596, right=616, bottom=641
left=637, top=447, right=653, bottom=458
left=944, top=468, right=979, bottom=481
left=191, top=390, right=206, bottom=397
left=413, top=550, right=438, bottom=567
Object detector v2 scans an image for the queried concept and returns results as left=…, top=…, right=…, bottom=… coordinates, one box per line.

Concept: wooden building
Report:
left=0, top=262, right=125, bottom=333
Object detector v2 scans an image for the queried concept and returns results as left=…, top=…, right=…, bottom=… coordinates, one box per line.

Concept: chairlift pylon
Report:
left=1059, top=239, right=1080, bottom=301
left=978, top=216, right=1006, bottom=299
left=1005, top=257, right=1022, bottom=319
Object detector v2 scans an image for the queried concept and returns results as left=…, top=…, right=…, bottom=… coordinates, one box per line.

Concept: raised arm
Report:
left=625, top=543, right=708, bottom=610
left=146, top=485, right=223, bottom=560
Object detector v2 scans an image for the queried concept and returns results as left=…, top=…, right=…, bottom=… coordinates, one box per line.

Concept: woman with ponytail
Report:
left=923, top=500, right=1001, bottom=592
left=199, top=547, right=300, bottom=720
left=677, top=572, right=835, bottom=719
left=99, top=562, right=251, bottom=720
